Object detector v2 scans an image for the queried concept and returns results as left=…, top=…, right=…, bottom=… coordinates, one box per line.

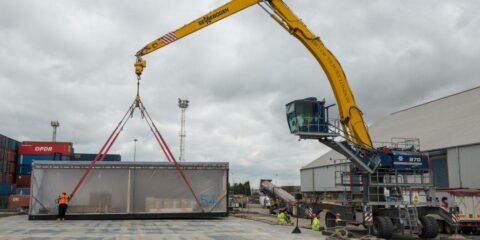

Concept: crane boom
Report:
left=135, top=0, right=373, bottom=148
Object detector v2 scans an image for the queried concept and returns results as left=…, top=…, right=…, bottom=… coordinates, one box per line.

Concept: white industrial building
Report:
left=301, top=86, right=480, bottom=193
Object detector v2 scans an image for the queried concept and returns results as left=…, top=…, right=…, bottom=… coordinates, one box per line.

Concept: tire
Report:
left=371, top=216, right=393, bottom=239
left=444, top=222, right=455, bottom=235
left=419, top=216, right=439, bottom=239
left=324, top=212, right=336, bottom=228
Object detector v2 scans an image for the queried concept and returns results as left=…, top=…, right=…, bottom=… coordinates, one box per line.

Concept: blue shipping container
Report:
left=72, top=153, right=121, bottom=161
left=0, top=183, right=14, bottom=196
left=15, top=188, right=30, bottom=195
left=16, top=165, right=32, bottom=175
left=18, top=155, right=69, bottom=165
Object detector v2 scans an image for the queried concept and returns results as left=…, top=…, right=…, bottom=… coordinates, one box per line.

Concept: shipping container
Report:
left=16, top=188, right=31, bottom=195
left=72, top=153, right=121, bottom=162
left=6, top=150, right=17, bottom=162
left=6, top=173, right=14, bottom=184
left=0, top=183, right=14, bottom=196
left=0, top=196, right=8, bottom=209
left=0, top=134, right=19, bottom=151
left=16, top=165, right=32, bottom=175
left=29, top=161, right=228, bottom=220
left=18, top=155, right=69, bottom=165
left=19, top=142, right=73, bottom=156
left=16, top=175, right=31, bottom=188
left=8, top=195, right=30, bottom=209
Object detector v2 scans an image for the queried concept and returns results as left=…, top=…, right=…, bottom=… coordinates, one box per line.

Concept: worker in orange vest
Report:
left=57, top=192, right=70, bottom=221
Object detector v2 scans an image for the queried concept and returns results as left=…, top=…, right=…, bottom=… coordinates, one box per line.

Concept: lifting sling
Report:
left=69, top=79, right=205, bottom=212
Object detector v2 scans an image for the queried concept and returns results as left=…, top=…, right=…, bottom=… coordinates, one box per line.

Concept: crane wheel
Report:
left=419, top=216, right=439, bottom=239
left=369, top=216, right=393, bottom=239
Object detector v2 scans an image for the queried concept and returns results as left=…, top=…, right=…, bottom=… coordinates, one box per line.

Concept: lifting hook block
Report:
left=134, top=58, right=146, bottom=77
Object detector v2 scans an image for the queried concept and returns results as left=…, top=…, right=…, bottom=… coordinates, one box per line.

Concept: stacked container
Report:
left=71, top=153, right=121, bottom=162
left=10, top=141, right=73, bottom=209
left=17, top=141, right=73, bottom=175
left=0, top=134, right=19, bottom=209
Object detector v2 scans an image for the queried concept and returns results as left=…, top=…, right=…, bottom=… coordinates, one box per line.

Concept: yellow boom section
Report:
left=135, top=0, right=373, bottom=147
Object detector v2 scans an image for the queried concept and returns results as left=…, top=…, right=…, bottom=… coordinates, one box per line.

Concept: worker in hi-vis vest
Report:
left=57, top=192, right=70, bottom=221
left=277, top=210, right=287, bottom=224
left=335, top=213, right=343, bottom=226
left=311, top=212, right=320, bottom=231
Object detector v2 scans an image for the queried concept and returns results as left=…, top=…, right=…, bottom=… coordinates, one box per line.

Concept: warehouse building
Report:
left=301, top=86, right=480, bottom=193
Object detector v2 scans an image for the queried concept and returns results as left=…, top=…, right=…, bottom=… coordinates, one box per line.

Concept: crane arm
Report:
left=135, top=0, right=261, bottom=73
left=135, top=0, right=372, bottom=147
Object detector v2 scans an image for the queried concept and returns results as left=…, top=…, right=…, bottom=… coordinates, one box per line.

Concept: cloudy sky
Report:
left=1, top=0, right=479, bottom=187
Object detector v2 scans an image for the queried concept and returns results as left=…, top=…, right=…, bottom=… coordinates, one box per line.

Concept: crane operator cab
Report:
left=286, top=97, right=336, bottom=137
left=286, top=97, right=429, bottom=174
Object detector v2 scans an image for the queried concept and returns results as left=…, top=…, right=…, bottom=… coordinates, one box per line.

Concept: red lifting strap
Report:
left=140, top=102, right=204, bottom=211
left=70, top=102, right=135, bottom=199
left=69, top=100, right=205, bottom=212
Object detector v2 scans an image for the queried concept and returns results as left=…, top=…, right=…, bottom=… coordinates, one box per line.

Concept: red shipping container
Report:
left=16, top=174, right=31, bottom=188
left=6, top=150, right=16, bottom=162
left=8, top=195, right=30, bottom=209
left=9, top=162, right=16, bottom=173
left=18, top=142, right=73, bottom=156
left=7, top=173, right=14, bottom=184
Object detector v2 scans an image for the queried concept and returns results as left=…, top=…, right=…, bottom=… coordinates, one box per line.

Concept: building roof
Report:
left=302, top=86, right=480, bottom=169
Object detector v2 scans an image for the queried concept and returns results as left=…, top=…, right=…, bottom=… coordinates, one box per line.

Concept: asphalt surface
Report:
left=0, top=215, right=327, bottom=240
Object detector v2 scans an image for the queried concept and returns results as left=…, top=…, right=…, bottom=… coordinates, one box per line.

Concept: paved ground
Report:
left=0, top=215, right=327, bottom=240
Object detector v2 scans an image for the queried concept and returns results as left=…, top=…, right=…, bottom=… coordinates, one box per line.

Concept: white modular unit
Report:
left=29, top=161, right=228, bottom=220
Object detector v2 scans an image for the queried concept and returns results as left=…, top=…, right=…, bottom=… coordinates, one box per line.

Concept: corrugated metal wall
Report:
left=447, top=144, right=480, bottom=189
left=300, top=169, right=313, bottom=192
left=300, top=164, right=346, bottom=192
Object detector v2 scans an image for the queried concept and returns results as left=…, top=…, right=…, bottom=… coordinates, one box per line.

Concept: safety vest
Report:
left=277, top=212, right=286, bottom=224
left=58, top=194, right=69, bottom=205
left=312, top=217, right=320, bottom=231
left=335, top=217, right=343, bottom=226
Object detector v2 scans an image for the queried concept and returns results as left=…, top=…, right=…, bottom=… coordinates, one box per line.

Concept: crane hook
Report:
left=134, top=57, right=146, bottom=77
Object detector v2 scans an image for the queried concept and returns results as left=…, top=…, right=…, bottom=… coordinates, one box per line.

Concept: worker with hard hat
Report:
left=335, top=213, right=343, bottom=226
left=57, top=192, right=70, bottom=221
left=311, top=212, right=320, bottom=231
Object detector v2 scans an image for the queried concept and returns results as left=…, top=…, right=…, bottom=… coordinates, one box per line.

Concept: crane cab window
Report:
left=286, top=98, right=327, bottom=134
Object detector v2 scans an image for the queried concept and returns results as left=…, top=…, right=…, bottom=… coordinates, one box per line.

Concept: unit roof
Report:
left=302, top=86, right=480, bottom=169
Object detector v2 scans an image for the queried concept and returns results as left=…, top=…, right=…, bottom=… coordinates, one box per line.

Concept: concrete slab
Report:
left=0, top=215, right=327, bottom=240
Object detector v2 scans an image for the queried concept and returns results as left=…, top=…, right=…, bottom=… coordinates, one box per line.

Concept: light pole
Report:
left=178, top=98, right=189, bottom=161
left=51, top=121, right=60, bottom=142
left=133, top=139, right=138, bottom=162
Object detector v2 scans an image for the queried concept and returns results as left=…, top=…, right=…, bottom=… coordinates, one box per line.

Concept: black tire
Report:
left=324, top=212, right=336, bottom=228
left=419, top=216, right=439, bottom=239
left=444, top=222, right=455, bottom=235
left=371, top=216, right=393, bottom=239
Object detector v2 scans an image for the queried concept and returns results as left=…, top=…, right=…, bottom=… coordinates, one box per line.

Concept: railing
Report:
left=331, top=160, right=435, bottom=205
left=374, top=137, right=421, bottom=151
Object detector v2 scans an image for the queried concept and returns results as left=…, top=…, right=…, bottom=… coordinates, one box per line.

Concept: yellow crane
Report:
left=134, top=0, right=372, bottom=149
left=132, top=2, right=450, bottom=238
